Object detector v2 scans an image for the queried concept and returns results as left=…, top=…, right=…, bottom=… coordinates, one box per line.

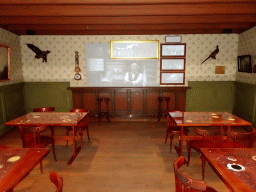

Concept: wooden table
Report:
left=0, top=147, right=49, bottom=192
left=200, top=148, right=256, bottom=192
left=167, top=112, right=252, bottom=155
left=5, top=112, right=89, bottom=165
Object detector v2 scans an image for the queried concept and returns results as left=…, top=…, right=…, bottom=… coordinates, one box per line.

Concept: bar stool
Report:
left=97, top=97, right=110, bottom=123
left=157, top=97, right=170, bottom=122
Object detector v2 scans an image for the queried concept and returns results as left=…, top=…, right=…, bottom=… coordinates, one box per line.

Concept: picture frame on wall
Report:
left=238, top=55, right=252, bottom=73
left=160, top=43, right=186, bottom=57
left=160, top=72, right=185, bottom=85
left=160, top=58, right=185, bottom=71
left=165, top=35, right=182, bottom=43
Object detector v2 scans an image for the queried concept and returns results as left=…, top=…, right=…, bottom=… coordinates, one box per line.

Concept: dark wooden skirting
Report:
left=68, top=87, right=191, bottom=118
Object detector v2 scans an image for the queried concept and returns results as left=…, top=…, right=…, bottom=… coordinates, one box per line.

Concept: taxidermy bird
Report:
left=201, top=45, right=219, bottom=65
left=26, top=43, right=50, bottom=63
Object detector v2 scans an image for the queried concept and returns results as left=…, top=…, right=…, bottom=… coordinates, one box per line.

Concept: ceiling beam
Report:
left=1, top=3, right=256, bottom=16
left=3, top=23, right=250, bottom=31
left=1, top=0, right=255, bottom=4
left=1, top=15, right=256, bottom=25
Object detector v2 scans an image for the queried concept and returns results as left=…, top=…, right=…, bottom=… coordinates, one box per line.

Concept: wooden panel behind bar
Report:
left=68, top=87, right=191, bottom=118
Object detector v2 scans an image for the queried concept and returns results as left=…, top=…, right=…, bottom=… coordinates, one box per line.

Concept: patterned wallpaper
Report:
left=237, top=26, right=256, bottom=84
left=20, top=34, right=239, bottom=87
left=0, top=28, right=24, bottom=86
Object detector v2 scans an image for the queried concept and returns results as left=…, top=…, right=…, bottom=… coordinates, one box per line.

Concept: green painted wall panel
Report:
left=24, top=82, right=72, bottom=112
left=0, top=83, right=25, bottom=136
left=233, top=82, right=256, bottom=127
left=186, top=81, right=235, bottom=113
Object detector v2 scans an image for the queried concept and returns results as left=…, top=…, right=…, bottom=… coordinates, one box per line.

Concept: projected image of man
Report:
left=124, top=63, right=143, bottom=86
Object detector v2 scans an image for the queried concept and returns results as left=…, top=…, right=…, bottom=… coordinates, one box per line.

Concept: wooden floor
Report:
left=0, top=120, right=230, bottom=192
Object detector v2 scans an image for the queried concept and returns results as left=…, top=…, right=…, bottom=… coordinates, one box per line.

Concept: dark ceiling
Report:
left=0, top=0, right=256, bottom=36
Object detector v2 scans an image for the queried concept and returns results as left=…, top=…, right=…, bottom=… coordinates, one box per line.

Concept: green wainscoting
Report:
left=0, top=83, right=25, bottom=136
left=24, top=82, right=72, bottom=113
left=233, top=82, right=256, bottom=127
left=186, top=81, right=235, bottom=113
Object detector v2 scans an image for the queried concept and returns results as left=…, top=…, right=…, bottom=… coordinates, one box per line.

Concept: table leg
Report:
left=67, top=125, right=81, bottom=165
left=174, top=126, right=183, bottom=156
left=18, top=126, right=26, bottom=148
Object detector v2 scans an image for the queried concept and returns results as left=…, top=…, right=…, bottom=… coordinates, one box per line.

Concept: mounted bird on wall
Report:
left=26, top=43, right=50, bottom=63
left=201, top=45, right=219, bottom=65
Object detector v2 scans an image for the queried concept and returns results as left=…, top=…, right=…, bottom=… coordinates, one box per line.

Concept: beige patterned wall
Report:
left=0, top=28, right=24, bottom=86
left=237, top=26, right=256, bottom=84
left=20, top=34, right=238, bottom=87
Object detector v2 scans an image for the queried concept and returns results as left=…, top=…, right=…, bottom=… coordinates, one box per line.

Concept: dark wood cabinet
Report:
left=68, top=87, right=190, bottom=118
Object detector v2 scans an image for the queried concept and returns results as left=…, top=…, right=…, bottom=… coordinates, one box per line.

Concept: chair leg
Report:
left=86, top=126, right=90, bottom=142
left=164, top=131, right=169, bottom=144
left=79, top=130, right=83, bottom=149
left=40, top=161, right=43, bottom=174
left=187, top=144, right=191, bottom=166
left=200, top=154, right=206, bottom=180
left=52, top=142, right=57, bottom=162
left=66, top=127, right=70, bottom=147
left=169, top=133, right=174, bottom=153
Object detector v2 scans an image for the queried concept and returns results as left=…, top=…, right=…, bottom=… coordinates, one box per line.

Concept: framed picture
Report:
left=160, top=43, right=186, bottom=57
left=160, top=72, right=185, bottom=85
left=0, top=43, right=11, bottom=81
left=238, top=55, right=252, bottom=73
left=110, top=40, right=159, bottom=59
left=165, top=35, right=182, bottom=43
left=160, top=58, right=185, bottom=71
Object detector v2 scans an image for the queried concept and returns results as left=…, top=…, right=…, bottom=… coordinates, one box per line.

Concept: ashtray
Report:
left=252, top=156, right=256, bottom=161
left=227, top=163, right=245, bottom=172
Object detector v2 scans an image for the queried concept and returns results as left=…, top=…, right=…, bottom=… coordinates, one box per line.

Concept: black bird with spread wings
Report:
left=26, top=43, right=50, bottom=63
left=201, top=45, right=219, bottom=65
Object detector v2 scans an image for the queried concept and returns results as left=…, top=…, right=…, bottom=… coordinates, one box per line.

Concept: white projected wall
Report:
left=85, top=43, right=158, bottom=87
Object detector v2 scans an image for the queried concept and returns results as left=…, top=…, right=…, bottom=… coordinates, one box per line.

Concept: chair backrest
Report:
left=167, top=111, right=185, bottom=126
left=50, top=172, right=63, bottom=192
left=226, top=127, right=255, bottom=148
left=70, top=108, right=88, bottom=113
left=20, top=126, right=49, bottom=148
left=33, top=107, right=55, bottom=112
left=195, top=127, right=221, bottom=136
left=174, top=156, right=214, bottom=192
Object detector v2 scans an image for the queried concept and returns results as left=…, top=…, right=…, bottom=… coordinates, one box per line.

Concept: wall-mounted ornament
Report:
left=74, top=51, right=81, bottom=80
left=215, top=66, right=225, bottom=74
left=201, top=45, right=219, bottom=65
left=26, top=43, right=50, bottom=63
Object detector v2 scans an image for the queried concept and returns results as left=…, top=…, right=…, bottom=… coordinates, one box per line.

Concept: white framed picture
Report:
left=160, top=72, right=185, bottom=85
left=160, top=43, right=186, bottom=57
left=160, top=58, right=185, bottom=71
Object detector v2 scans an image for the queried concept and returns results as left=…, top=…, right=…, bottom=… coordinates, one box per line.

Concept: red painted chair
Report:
left=173, top=156, right=217, bottom=192
left=21, top=125, right=57, bottom=173
left=66, top=109, right=90, bottom=148
left=50, top=172, right=63, bottom=192
left=165, top=111, right=189, bottom=152
left=186, top=126, right=255, bottom=180
left=33, top=107, right=55, bottom=112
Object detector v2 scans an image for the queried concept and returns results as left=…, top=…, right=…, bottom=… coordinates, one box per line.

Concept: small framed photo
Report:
left=160, top=72, right=185, bottom=85
left=165, top=35, right=182, bottom=43
left=160, top=58, right=185, bottom=71
left=238, top=55, right=252, bottom=73
left=161, top=43, right=186, bottom=57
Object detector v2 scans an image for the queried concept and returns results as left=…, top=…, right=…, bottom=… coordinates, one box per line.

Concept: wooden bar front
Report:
left=68, top=87, right=191, bottom=118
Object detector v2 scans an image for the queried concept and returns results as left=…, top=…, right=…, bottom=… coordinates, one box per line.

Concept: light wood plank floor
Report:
left=0, top=121, right=231, bottom=192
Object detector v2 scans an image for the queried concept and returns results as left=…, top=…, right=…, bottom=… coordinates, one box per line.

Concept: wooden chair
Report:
left=50, top=172, right=63, bottom=192
left=33, top=107, right=55, bottom=112
left=165, top=111, right=189, bottom=152
left=186, top=126, right=255, bottom=180
left=21, top=126, right=57, bottom=173
left=226, top=126, right=255, bottom=148
left=173, top=156, right=217, bottom=192
left=66, top=109, right=90, bottom=148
